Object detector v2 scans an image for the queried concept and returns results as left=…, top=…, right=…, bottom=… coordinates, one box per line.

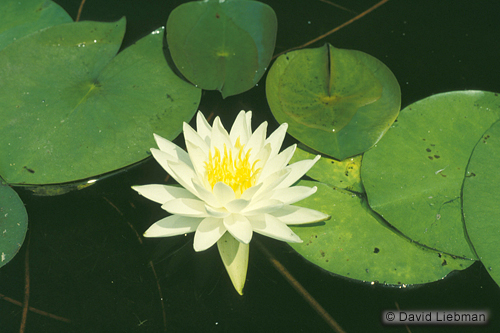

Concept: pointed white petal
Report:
left=185, top=140, right=208, bottom=183
left=161, top=198, right=208, bottom=217
left=166, top=159, right=198, bottom=194
left=193, top=217, right=225, bottom=251
left=217, top=232, right=249, bottom=295
left=150, top=149, right=196, bottom=194
left=196, top=111, right=212, bottom=145
left=211, top=117, right=233, bottom=150
left=259, top=144, right=296, bottom=181
left=276, top=155, right=321, bottom=189
left=244, top=111, right=253, bottom=141
left=144, top=215, right=202, bottom=237
left=240, top=182, right=263, bottom=201
left=223, top=214, right=253, bottom=244
left=213, top=182, right=236, bottom=206
left=184, top=122, right=209, bottom=155
left=132, top=184, right=197, bottom=204
left=253, top=168, right=290, bottom=200
left=229, top=111, right=250, bottom=144
left=225, top=199, right=250, bottom=213
left=270, top=205, right=330, bottom=225
left=245, top=121, right=267, bottom=155
left=192, top=180, right=221, bottom=208
left=249, top=214, right=302, bottom=243
left=153, top=133, right=193, bottom=168
left=241, top=199, right=284, bottom=216
left=270, top=186, right=317, bottom=205
left=205, top=205, right=230, bottom=218
left=265, top=122, right=288, bottom=159
left=251, top=142, right=271, bottom=171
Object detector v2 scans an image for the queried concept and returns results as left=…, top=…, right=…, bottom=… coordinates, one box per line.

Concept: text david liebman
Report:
left=382, top=310, right=488, bottom=325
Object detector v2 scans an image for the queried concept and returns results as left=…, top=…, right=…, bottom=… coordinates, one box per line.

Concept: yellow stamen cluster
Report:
left=205, top=139, right=260, bottom=198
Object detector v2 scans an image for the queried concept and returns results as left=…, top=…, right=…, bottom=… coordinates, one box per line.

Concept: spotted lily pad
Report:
left=289, top=181, right=474, bottom=285
left=362, top=91, right=500, bottom=259
left=463, top=120, right=500, bottom=287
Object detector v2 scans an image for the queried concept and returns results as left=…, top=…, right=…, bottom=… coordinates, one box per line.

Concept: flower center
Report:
left=204, top=138, right=260, bottom=197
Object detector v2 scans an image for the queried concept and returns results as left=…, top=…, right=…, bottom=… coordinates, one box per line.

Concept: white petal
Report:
left=193, top=217, right=225, bottom=251
left=196, top=111, right=212, bottom=145
left=185, top=140, right=208, bottom=184
left=217, top=232, right=249, bottom=295
left=213, top=182, right=236, bottom=206
left=229, top=111, right=250, bottom=145
left=184, top=122, right=209, bottom=155
left=276, top=155, right=321, bottom=190
left=244, top=111, right=253, bottom=139
left=271, top=205, right=330, bottom=225
left=223, top=214, right=253, bottom=244
left=251, top=142, right=271, bottom=171
left=205, top=205, right=230, bottom=218
left=259, top=144, right=296, bottom=181
left=240, top=182, right=263, bottom=201
left=211, top=117, right=232, bottom=151
left=245, top=121, right=267, bottom=155
left=150, top=149, right=196, bottom=194
left=270, top=186, right=317, bottom=205
left=132, top=184, right=197, bottom=204
left=166, top=159, right=198, bottom=194
left=249, top=214, right=302, bottom=243
left=192, top=180, right=221, bottom=208
left=153, top=133, right=193, bottom=169
left=225, top=199, right=250, bottom=213
left=162, top=198, right=208, bottom=217
left=253, top=168, right=290, bottom=200
left=144, top=215, right=202, bottom=237
left=241, top=199, right=284, bottom=216
left=265, top=122, right=288, bottom=159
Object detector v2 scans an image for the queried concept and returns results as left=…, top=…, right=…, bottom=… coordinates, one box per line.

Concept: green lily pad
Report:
left=290, top=181, right=474, bottom=285
left=266, top=43, right=400, bottom=160
left=167, top=0, right=277, bottom=98
left=463, top=119, right=500, bottom=287
left=0, top=0, right=72, bottom=50
left=362, top=91, right=500, bottom=259
left=0, top=181, right=28, bottom=268
left=289, top=146, right=363, bottom=193
left=0, top=19, right=201, bottom=185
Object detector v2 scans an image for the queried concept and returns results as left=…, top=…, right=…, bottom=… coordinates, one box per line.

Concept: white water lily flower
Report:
left=133, top=111, right=329, bottom=294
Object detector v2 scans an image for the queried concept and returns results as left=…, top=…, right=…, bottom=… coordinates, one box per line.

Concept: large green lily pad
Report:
left=0, top=181, right=28, bottom=268
left=463, top=119, right=500, bottom=287
left=289, top=181, right=473, bottom=285
left=362, top=91, right=500, bottom=259
left=266, top=43, right=400, bottom=160
left=167, top=0, right=277, bottom=98
left=0, top=0, right=72, bottom=50
left=0, top=19, right=201, bottom=185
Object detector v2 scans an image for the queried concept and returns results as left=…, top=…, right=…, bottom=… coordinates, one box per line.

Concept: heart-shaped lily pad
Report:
left=0, top=19, right=201, bottom=185
left=266, top=43, right=400, bottom=160
left=167, top=0, right=277, bottom=98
